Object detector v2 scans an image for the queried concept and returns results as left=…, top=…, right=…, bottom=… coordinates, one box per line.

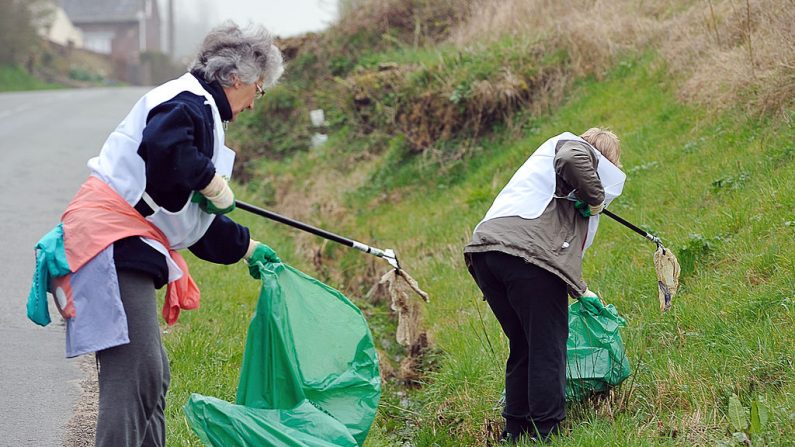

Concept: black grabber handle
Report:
left=236, top=200, right=355, bottom=248
left=235, top=200, right=401, bottom=269
left=602, top=209, right=662, bottom=247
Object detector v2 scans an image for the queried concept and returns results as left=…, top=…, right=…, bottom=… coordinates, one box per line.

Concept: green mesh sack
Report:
left=565, top=294, right=631, bottom=401
left=185, top=261, right=381, bottom=446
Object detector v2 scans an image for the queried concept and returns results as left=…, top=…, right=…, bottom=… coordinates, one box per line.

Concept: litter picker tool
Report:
left=236, top=200, right=399, bottom=269
left=602, top=208, right=680, bottom=312
left=235, top=200, right=429, bottom=304
left=602, top=209, right=661, bottom=246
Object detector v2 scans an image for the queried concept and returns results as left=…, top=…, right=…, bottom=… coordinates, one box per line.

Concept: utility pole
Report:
left=168, top=0, right=175, bottom=60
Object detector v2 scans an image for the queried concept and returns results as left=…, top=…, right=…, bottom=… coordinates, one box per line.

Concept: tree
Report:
left=338, top=0, right=364, bottom=18
left=0, top=0, right=50, bottom=65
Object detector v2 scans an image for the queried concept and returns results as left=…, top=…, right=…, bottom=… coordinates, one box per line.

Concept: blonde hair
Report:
left=581, top=127, right=621, bottom=167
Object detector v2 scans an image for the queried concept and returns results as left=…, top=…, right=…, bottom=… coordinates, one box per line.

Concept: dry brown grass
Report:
left=335, top=0, right=475, bottom=48
left=281, top=0, right=793, bottom=161
left=449, top=0, right=794, bottom=115
left=668, top=0, right=795, bottom=115
left=264, top=0, right=791, bottom=177
left=449, top=0, right=669, bottom=78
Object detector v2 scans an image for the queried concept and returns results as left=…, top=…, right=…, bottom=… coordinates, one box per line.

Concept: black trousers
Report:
left=467, top=251, right=568, bottom=436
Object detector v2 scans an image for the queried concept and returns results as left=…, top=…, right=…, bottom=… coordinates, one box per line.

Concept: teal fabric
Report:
left=185, top=259, right=380, bottom=446
left=27, top=224, right=71, bottom=326
left=574, top=199, right=594, bottom=218
left=565, top=294, right=632, bottom=401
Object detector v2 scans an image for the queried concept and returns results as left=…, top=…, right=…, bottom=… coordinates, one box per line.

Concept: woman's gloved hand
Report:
left=581, top=288, right=598, bottom=298
left=574, top=200, right=604, bottom=218
left=193, top=174, right=235, bottom=214
left=245, top=239, right=281, bottom=279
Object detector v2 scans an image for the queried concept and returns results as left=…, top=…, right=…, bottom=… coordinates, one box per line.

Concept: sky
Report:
left=170, top=0, right=338, bottom=38
left=164, top=0, right=338, bottom=59
left=215, top=0, right=338, bottom=37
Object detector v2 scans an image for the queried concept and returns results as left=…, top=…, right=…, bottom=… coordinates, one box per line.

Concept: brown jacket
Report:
left=464, top=139, right=605, bottom=296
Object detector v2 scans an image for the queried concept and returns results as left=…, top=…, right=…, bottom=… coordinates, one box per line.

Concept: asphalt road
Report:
left=0, top=87, right=149, bottom=446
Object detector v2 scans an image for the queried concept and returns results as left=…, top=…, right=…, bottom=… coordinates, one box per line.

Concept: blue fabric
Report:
left=188, top=215, right=251, bottom=265
left=27, top=224, right=71, bottom=326
left=65, top=245, right=129, bottom=358
left=138, top=73, right=232, bottom=211
left=139, top=91, right=217, bottom=210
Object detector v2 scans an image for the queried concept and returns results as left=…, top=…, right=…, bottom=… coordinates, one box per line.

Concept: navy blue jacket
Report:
left=113, top=72, right=250, bottom=288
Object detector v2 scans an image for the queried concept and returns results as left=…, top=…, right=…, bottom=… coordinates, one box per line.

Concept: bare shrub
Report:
left=343, top=45, right=563, bottom=152
left=393, top=65, right=540, bottom=152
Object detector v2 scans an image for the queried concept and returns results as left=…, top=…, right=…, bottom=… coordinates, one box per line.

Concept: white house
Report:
left=35, top=4, right=84, bottom=48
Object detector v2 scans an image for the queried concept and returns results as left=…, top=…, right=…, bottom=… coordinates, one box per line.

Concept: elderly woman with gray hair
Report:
left=54, top=22, right=284, bottom=446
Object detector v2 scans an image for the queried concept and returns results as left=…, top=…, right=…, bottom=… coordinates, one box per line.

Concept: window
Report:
left=83, top=31, right=114, bottom=54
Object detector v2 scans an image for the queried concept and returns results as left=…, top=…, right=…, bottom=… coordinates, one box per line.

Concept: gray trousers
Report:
left=95, top=269, right=170, bottom=447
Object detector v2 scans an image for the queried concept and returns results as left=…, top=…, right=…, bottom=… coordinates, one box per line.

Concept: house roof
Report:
left=59, top=0, right=147, bottom=24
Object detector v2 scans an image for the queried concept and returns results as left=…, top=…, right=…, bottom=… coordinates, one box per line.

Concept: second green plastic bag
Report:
left=565, top=294, right=631, bottom=401
left=185, top=260, right=381, bottom=446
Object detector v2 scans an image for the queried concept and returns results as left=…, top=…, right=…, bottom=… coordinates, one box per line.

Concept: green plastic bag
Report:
left=185, top=260, right=381, bottom=446
left=565, top=294, right=631, bottom=401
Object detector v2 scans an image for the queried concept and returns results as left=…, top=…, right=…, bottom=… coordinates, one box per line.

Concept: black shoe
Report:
left=529, top=430, right=556, bottom=444
left=528, top=435, right=547, bottom=444
left=498, top=429, right=522, bottom=444
left=499, top=430, right=547, bottom=445
left=529, top=422, right=560, bottom=444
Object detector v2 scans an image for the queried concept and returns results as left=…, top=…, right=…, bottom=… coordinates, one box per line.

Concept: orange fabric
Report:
left=61, top=176, right=200, bottom=325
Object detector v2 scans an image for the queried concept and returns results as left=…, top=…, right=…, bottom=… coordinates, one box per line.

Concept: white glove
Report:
left=245, top=239, right=258, bottom=259
left=581, top=288, right=598, bottom=298
left=574, top=200, right=604, bottom=217
left=200, top=174, right=235, bottom=211
left=588, top=202, right=605, bottom=215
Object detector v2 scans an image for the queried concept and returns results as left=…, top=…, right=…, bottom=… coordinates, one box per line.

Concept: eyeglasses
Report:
left=255, top=82, right=265, bottom=99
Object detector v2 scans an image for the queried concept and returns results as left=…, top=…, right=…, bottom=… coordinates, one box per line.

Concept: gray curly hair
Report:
left=189, top=22, right=284, bottom=88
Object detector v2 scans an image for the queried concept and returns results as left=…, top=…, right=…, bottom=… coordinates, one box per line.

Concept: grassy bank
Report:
left=159, top=0, right=794, bottom=445
left=0, top=65, right=61, bottom=91
left=162, top=52, right=794, bottom=445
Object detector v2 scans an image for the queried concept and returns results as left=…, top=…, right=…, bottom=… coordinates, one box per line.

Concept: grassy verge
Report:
left=0, top=65, right=61, bottom=91
left=163, top=53, right=794, bottom=446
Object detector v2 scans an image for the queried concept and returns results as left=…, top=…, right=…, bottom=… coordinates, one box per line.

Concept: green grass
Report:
left=163, top=54, right=795, bottom=446
left=0, top=65, right=61, bottom=91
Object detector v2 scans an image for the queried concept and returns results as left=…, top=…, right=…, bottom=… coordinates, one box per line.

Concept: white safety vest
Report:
left=87, top=73, right=235, bottom=280
left=476, top=132, right=626, bottom=253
